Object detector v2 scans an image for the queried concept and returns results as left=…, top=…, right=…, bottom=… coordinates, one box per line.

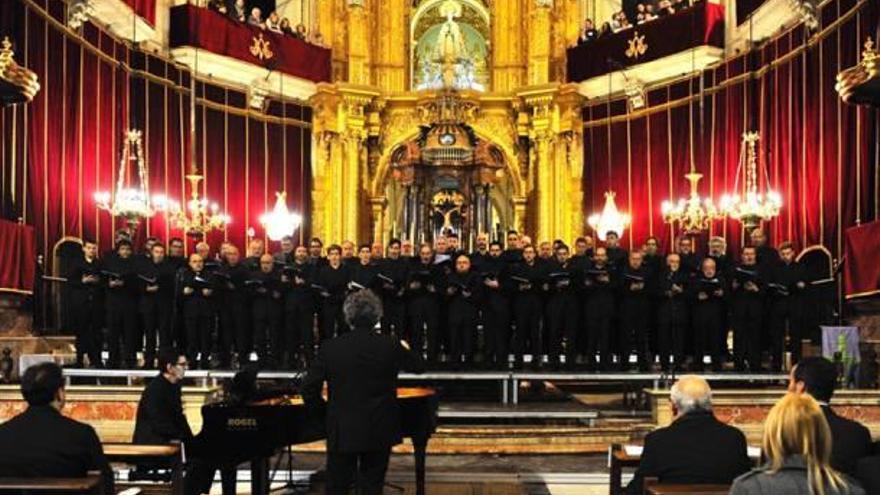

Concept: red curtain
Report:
left=0, top=219, right=35, bottom=293
left=0, top=0, right=313, bottom=272
left=844, top=221, right=880, bottom=298
left=583, top=0, right=879, bottom=256
left=125, top=0, right=156, bottom=26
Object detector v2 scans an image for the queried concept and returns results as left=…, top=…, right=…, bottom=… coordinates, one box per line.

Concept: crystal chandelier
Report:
left=94, top=129, right=155, bottom=231
left=155, top=48, right=230, bottom=238
left=588, top=191, right=631, bottom=241
left=260, top=192, right=302, bottom=241
left=154, top=174, right=230, bottom=239
left=662, top=172, right=723, bottom=234
left=720, top=131, right=782, bottom=230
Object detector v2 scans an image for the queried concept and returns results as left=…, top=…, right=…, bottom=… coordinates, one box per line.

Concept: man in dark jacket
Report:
left=104, top=239, right=139, bottom=368
left=138, top=243, right=177, bottom=369
left=302, top=290, right=424, bottom=495
left=0, top=362, right=114, bottom=495
left=133, top=349, right=193, bottom=445
left=68, top=239, right=104, bottom=368
left=789, top=357, right=872, bottom=477
left=627, top=375, right=751, bottom=495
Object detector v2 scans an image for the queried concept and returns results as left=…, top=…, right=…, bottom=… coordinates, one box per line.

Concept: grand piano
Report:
left=189, top=386, right=438, bottom=495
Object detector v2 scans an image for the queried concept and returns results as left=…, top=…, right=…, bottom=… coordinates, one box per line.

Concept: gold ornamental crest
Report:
left=625, top=31, right=648, bottom=60
left=250, top=34, right=274, bottom=61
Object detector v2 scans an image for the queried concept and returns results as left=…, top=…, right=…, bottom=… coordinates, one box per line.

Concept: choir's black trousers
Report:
left=513, top=293, right=542, bottom=362
left=139, top=295, right=173, bottom=366
left=407, top=296, right=440, bottom=361
left=447, top=301, right=477, bottom=363
left=656, top=299, right=689, bottom=365
left=218, top=298, right=250, bottom=365
left=546, top=292, right=578, bottom=365
left=106, top=298, right=137, bottom=368
left=252, top=299, right=282, bottom=364
left=768, top=295, right=804, bottom=366
left=732, top=296, right=764, bottom=369
left=483, top=293, right=511, bottom=366
left=285, top=296, right=315, bottom=364
left=74, top=297, right=103, bottom=367
left=318, top=301, right=346, bottom=341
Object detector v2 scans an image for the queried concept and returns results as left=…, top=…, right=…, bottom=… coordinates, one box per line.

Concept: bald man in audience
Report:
left=626, top=375, right=751, bottom=494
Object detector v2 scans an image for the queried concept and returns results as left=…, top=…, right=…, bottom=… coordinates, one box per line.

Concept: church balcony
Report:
left=566, top=1, right=725, bottom=98
left=168, top=3, right=331, bottom=102
left=71, top=0, right=157, bottom=42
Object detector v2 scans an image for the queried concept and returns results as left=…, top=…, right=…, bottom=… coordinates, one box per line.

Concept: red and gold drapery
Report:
left=0, top=0, right=313, bottom=272
left=583, top=0, right=879, bottom=256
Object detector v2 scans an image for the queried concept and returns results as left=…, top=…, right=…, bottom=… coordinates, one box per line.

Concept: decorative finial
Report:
left=863, top=37, right=877, bottom=63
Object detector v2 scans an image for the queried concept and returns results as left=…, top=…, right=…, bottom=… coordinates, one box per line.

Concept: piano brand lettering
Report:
left=227, top=417, right=258, bottom=428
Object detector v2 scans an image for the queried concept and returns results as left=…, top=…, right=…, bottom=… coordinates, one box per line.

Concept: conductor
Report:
left=302, top=289, right=425, bottom=495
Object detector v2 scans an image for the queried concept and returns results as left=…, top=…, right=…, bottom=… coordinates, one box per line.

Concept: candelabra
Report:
left=720, top=131, right=782, bottom=230
left=662, top=172, right=723, bottom=233
left=154, top=175, right=230, bottom=239
left=94, top=129, right=155, bottom=231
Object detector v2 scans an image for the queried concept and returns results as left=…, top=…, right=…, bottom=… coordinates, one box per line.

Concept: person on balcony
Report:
left=247, top=7, right=264, bottom=28
left=266, top=11, right=282, bottom=33
left=230, top=0, right=246, bottom=22
left=279, top=17, right=294, bottom=36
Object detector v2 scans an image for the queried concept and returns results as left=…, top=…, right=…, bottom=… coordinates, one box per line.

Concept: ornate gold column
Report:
left=373, top=0, right=407, bottom=92
left=309, top=83, right=380, bottom=244
left=518, top=83, right=584, bottom=243
left=528, top=0, right=553, bottom=86
left=491, top=0, right=526, bottom=92
left=346, top=0, right=371, bottom=85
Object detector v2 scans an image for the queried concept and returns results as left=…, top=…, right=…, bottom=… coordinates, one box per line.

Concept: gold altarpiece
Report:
left=308, top=0, right=585, bottom=246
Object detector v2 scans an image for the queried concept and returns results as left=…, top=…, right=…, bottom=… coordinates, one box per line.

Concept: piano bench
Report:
left=103, top=443, right=183, bottom=495
left=0, top=472, right=103, bottom=494
left=643, top=477, right=731, bottom=495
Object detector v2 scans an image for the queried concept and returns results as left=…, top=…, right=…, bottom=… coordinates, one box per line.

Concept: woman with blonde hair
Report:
left=730, top=393, right=864, bottom=495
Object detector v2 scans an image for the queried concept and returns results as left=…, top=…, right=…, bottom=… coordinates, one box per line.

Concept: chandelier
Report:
left=720, top=131, right=782, bottom=230
left=260, top=192, right=302, bottom=241
left=94, top=129, right=155, bottom=231
left=588, top=191, right=631, bottom=241
left=154, top=174, right=230, bottom=239
left=662, top=172, right=723, bottom=233
left=155, top=48, right=230, bottom=238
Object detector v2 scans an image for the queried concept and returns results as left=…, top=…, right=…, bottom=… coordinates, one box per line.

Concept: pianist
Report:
left=302, top=289, right=425, bottom=495
left=133, top=349, right=193, bottom=446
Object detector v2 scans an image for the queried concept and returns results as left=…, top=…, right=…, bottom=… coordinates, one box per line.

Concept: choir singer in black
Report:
left=302, top=290, right=425, bottom=495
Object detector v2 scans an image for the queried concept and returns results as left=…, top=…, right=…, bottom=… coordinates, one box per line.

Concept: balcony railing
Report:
left=566, top=2, right=725, bottom=83
left=169, top=4, right=331, bottom=83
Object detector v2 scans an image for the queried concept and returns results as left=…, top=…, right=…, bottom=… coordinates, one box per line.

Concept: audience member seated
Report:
left=280, top=17, right=294, bottom=36
left=208, top=0, right=227, bottom=15
left=0, top=362, right=114, bottom=495
left=657, top=0, right=675, bottom=16
left=578, top=18, right=598, bottom=44
left=296, top=23, right=308, bottom=40
left=730, top=393, right=865, bottom=495
left=266, top=11, right=282, bottom=33
left=247, top=7, right=264, bottom=28
left=626, top=375, right=751, bottom=495
left=230, top=0, right=246, bottom=22
left=598, top=21, right=612, bottom=38
left=789, top=357, right=872, bottom=478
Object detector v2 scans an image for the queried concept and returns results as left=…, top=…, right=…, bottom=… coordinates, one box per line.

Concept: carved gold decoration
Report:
left=249, top=34, right=274, bottom=61
left=0, top=36, right=40, bottom=104
left=836, top=38, right=880, bottom=106
left=306, top=2, right=586, bottom=244
left=625, top=31, right=648, bottom=60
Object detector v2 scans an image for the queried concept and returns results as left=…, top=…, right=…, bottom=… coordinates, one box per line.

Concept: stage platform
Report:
left=61, top=368, right=790, bottom=404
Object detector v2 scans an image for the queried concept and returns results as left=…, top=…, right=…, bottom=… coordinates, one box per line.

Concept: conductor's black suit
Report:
left=302, top=326, right=425, bottom=495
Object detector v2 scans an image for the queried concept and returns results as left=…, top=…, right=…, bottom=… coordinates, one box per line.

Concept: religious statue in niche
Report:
left=413, top=0, right=489, bottom=91
left=431, top=189, right=466, bottom=236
